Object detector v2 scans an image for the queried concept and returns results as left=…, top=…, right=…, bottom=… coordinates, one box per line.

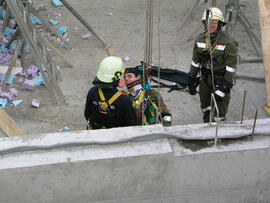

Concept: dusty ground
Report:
left=1, top=0, right=268, bottom=136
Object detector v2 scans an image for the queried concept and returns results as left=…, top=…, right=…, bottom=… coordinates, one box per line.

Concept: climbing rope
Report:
left=143, top=0, right=164, bottom=126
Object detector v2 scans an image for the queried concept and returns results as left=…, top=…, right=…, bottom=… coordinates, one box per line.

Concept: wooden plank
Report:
left=1, top=36, right=24, bottom=90
left=262, top=104, right=270, bottom=115
left=59, top=0, right=116, bottom=56
left=258, top=0, right=270, bottom=108
left=59, top=0, right=107, bottom=48
left=26, top=5, right=72, bottom=49
left=2, top=6, right=11, bottom=33
left=0, top=109, right=25, bottom=137
left=36, top=34, right=73, bottom=67
left=106, top=46, right=116, bottom=56
left=6, top=0, right=59, bottom=104
left=0, top=66, right=23, bottom=75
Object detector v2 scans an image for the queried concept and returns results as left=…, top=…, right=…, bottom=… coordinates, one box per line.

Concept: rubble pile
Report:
left=0, top=0, right=95, bottom=110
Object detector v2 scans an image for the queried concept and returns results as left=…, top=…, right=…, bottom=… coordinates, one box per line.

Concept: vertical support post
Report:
left=250, top=108, right=258, bottom=139
left=210, top=93, right=219, bottom=147
left=258, top=0, right=270, bottom=113
left=1, top=36, right=24, bottom=90
left=20, top=40, right=27, bottom=71
left=2, top=6, right=11, bottom=33
left=240, top=90, right=246, bottom=124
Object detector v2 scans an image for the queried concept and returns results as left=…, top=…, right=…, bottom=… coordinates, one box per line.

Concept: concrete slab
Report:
left=0, top=125, right=270, bottom=203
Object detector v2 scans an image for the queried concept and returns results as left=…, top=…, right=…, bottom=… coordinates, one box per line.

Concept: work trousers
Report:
left=199, top=81, right=230, bottom=123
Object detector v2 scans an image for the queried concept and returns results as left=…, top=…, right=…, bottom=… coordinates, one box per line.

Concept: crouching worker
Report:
left=84, top=56, right=137, bottom=129
left=124, top=66, right=172, bottom=126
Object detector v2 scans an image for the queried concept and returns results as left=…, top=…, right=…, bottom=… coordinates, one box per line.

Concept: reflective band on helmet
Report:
left=191, top=60, right=200, bottom=68
left=196, top=42, right=206, bottom=48
left=226, top=65, right=236, bottom=73
left=163, top=116, right=172, bottom=122
left=215, top=44, right=226, bottom=51
left=202, top=106, right=211, bottom=112
left=215, top=90, right=225, bottom=97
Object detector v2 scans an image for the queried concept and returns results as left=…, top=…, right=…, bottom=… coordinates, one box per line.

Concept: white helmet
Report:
left=96, top=56, right=124, bottom=83
left=201, top=7, right=225, bottom=23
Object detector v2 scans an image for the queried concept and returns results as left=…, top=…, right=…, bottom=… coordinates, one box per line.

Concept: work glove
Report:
left=187, top=74, right=197, bottom=95
left=161, top=113, right=172, bottom=127
left=198, top=50, right=211, bottom=62
left=214, top=80, right=232, bottom=101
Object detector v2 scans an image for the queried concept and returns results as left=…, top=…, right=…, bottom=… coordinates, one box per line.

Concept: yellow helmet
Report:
left=201, top=7, right=225, bottom=23
left=96, top=56, right=124, bottom=83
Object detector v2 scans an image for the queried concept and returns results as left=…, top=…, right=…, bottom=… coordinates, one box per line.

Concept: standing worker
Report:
left=84, top=56, right=137, bottom=129
left=188, top=7, right=238, bottom=122
left=124, top=66, right=172, bottom=126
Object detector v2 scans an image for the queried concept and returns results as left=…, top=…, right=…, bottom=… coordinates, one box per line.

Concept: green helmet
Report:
left=201, top=7, right=225, bottom=23
left=96, top=56, right=125, bottom=83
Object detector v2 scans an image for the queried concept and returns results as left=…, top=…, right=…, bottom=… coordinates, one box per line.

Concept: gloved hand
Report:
left=187, top=75, right=197, bottom=95
left=162, top=113, right=172, bottom=126
left=198, top=50, right=211, bottom=62
left=214, top=80, right=232, bottom=101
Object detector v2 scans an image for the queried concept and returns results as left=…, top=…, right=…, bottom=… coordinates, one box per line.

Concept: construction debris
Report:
left=81, top=33, right=92, bottom=39
left=59, top=126, right=70, bottom=132
left=31, top=99, right=40, bottom=108
left=123, top=56, right=130, bottom=62
left=11, top=99, right=23, bottom=107
left=21, top=79, right=36, bottom=91
left=52, top=0, right=63, bottom=8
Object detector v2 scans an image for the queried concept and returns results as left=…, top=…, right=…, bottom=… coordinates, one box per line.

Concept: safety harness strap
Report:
left=132, top=90, right=145, bottom=109
left=98, top=88, right=122, bottom=107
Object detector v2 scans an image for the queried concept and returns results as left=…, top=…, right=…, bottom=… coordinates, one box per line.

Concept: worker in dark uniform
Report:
left=84, top=56, right=137, bottom=129
left=124, top=66, right=172, bottom=126
left=188, top=7, right=238, bottom=122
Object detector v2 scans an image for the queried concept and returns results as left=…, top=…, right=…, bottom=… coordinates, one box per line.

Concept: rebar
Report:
left=240, top=90, right=246, bottom=124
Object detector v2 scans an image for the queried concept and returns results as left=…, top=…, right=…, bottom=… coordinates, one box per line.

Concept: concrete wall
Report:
left=0, top=124, right=270, bottom=203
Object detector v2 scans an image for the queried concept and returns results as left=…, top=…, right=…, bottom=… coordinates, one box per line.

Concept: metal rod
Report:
left=235, top=74, right=264, bottom=82
left=240, top=90, right=246, bottom=124
left=251, top=108, right=258, bottom=137
left=210, top=96, right=213, bottom=127
left=238, top=12, right=261, bottom=56
left=211, top=93, right=219, bottom=147
left=180, top=0, right=200, bottom=29
left=238, top=11, right=261, bottom=44
left=239, top=56, right=263, bottom=63
left=59, top=0, right=107, bottom=48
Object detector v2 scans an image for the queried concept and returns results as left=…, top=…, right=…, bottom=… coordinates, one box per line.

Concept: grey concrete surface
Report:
left=0, top=127, right=270, bottom=203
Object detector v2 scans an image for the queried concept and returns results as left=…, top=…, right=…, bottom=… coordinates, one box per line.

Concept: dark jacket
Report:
left=84, top=86, right=137, bottom=129
left=189, top=31, right=238, bottom=86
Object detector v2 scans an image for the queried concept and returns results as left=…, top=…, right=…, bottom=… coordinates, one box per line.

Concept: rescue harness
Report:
left=132, top=89, right=159, bottom=125
left=98, top=88, right=122, bottom=115
left=88, top=88, right=123, bottom=129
